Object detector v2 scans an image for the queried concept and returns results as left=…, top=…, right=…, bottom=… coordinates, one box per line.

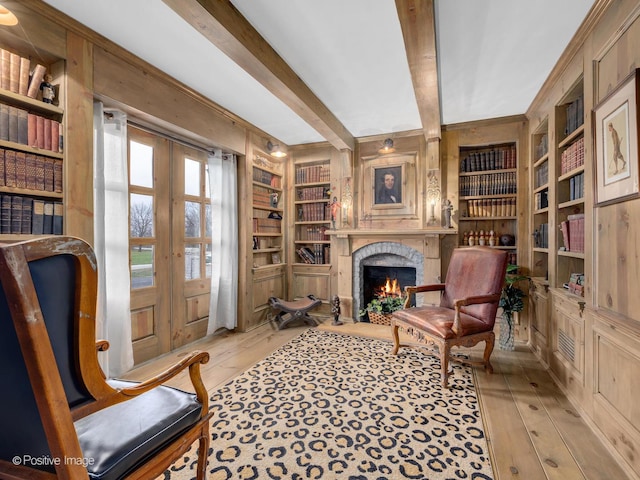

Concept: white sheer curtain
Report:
left=207, top=150, right=238, bottom=333
left=93, top=101, right=134, bottom=377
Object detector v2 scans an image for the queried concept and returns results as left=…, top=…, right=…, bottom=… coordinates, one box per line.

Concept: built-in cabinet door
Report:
left=128, top=126, right=171, bottom=363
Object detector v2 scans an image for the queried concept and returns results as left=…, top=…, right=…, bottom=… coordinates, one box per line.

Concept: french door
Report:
left=128, top=126, right=212, bottom=364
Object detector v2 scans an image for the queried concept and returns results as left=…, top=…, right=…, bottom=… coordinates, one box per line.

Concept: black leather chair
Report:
left=0, top=236, right=212, bottom=479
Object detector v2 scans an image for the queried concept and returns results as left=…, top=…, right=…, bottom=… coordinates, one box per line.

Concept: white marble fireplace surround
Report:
left=329, top=229, right=453, bottom=320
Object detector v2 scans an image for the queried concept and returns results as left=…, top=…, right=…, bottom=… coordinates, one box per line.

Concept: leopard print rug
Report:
left=159, top=329, right=494, bottom=479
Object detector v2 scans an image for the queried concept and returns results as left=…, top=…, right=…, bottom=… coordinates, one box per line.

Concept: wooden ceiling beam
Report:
left=162, top=0, right=355, bottom=151
left=395, top=0, right=441, bottom=142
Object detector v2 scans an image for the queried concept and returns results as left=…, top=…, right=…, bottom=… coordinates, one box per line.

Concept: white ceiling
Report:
left=41, top=0, right=595, bottom=146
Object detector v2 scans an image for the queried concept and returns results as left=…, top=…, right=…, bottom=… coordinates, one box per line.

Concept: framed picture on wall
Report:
left=373, top=165, right=403, bottom=206
left=594, top=68, right=640, bottom=206
left=360, top=153, right=417, bottom=219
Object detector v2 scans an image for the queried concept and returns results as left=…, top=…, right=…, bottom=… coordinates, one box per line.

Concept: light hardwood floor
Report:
left=123, top=320, right=632, bottom=480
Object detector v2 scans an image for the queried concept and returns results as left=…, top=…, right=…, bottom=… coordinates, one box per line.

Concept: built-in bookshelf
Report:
left=0, top=47, right=65, bottom=240
left=293, top=160, right=331, bottom=265
left=554, top=78, right=585, bottom=291
left=251, top=155, right=284, bottom=269
left=531, top=118, right=550, bottom=280
left=458, top=142, right=518, bottom=265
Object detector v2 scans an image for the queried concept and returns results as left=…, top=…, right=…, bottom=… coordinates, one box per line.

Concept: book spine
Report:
left=10, top=195, right=22, bottom=234
left=0, top=103, right=8, bottom=141
left=27, top=64, right=47, bottom=99
left=53, top=202, right=63, bottom=234
left=43, top=201, right=54, bottom=234
left=1, top=49, right=11, bottom=91
left=8, top=105, right=18, bottom=143
left=17, top=108, right=28, bottom=145
left=31, top=199, right=45, bottom=235
left=4, top=150, right=16, bottom=187
left=18, top=56, right=30, bottom=96
left=8, top=52, right=20, bottom=94
left=0, top=194, right=11, bottom=233
left=21, top=197, right=32, bottom=234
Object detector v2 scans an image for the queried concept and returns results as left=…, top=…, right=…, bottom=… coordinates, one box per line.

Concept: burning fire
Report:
left=375, top=277, right=402, bottom=299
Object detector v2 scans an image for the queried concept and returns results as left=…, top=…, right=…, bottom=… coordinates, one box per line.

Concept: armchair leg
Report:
left=483, top=332, right=495, bottom=374
left=391, top=324, right=400, bottom=355
left=196, top=427, right=210, bottom=480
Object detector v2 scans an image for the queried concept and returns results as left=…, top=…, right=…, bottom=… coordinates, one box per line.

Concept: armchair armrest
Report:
left=403, top=284, right=446, bottom=308
left=117, top=351, right=211, bottom=412
left=451, top=293, right=501, bottom=335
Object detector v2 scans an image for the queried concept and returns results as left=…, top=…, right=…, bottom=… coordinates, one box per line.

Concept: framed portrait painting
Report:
left=361, top=153, right=417, bottom=218
left=594, top=68, right=640, bottom=206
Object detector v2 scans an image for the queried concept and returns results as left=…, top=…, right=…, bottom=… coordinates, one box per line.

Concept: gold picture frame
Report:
left=594, top=68, right=640, bottom=206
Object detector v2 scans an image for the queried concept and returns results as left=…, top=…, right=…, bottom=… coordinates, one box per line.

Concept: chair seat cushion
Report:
left=75, top=380, right=203, bottom=480
left=392, top=306, right=490, bottom=338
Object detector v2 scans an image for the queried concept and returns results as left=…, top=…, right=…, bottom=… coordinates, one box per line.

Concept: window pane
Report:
left=185, top=158, right=200, bottom=196
left=130, top=141, right=153, bottom=188
left=205, top=203, right=212, bottom=237
left=185, top=244, right=201, bottom=280
left=205, top=243, right=212, bottom=278
left=130, top=193, right=154, bottom=238
left=185, top=202, right=200, bottom=238
left=205, top=162, right=210, bottom=199
left=130, top=245, right=154, bottom=288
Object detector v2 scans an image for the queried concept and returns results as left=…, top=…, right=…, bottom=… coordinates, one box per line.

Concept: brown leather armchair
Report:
left=391, top=246, right=508, bottom=388
left=0, top=236, right=212, bottom=479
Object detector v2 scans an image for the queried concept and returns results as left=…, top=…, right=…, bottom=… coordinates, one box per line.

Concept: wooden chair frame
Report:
left=0, top=236, right=212, bottom=479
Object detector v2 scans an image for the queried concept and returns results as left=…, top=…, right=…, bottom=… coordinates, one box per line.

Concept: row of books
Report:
left=459, top=171, right=517, bottom=196
left=253, top=167, right=281, bottom=188
left=535, top=133, right=549, bottom=160
left=296, top=186, right=328, bottom=201
left=560, top=213, right=585, bottom=253
left=535, top=189, right=548, bottom=210
left=296, top=202, right=330, bottom=222
left=0, top=48, right=48, bottom=100
left=535, top=160, right=549, bottom=188
left=295, top=164, right=330, bottom=184
left=533, top=223, right=549, bottom=249
left=460, top=146, right=517, bottom=172
left=464, top=198, right=516, bottom=218
left=560, top=137, right=584, bottom=175
left=252, top=217, right=281, bottom=234
left=0, top=148, right=62, bottom=192
left=296, top=245, right=330, bottom=265
left=1, top=195, right=63, bottom=235
left=298, top=226, right=329, bottom=242
left=0, top=103, right=62, bottom=153
left=566, top=272, right=585, bottom=297
left=568, top=172, right=585, bottom=201
left=564, top=94, right=584, bottom=136
left=252, top=188, right=278, bottom=208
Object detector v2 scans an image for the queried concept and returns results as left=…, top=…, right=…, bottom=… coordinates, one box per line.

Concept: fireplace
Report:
left=352, top=242, right=424, bottom=320
left=361, top=266, right=415, bottom=320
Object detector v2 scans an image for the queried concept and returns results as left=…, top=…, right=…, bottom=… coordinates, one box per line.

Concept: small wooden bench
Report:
left=268, top=295, right=321, bottom=330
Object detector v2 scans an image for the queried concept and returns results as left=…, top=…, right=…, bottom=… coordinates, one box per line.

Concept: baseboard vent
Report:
left=558, top=328, right=575, bottom=363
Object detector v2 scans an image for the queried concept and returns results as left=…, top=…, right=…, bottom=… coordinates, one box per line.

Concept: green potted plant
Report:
left=359, top=296, right=405, bottom=325
left=498, top=264, right=527, bottom=350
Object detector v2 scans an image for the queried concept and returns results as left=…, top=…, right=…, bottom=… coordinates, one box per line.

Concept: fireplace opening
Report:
left=361, top=266, right=416, bottom=321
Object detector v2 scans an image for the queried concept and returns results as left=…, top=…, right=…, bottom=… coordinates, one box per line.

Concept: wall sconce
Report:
left=0, top=4, right=18, bottom=25
left=341, top=178, right=353, bottom=226
left=426, top=170, right=441, bottom=226
left=267, top=141, right=287, bottom=158
left=378, top=138, right=395, bottom=154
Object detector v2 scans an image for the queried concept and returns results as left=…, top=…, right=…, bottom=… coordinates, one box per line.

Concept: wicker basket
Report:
left=368, top=311, right=393, bottom=326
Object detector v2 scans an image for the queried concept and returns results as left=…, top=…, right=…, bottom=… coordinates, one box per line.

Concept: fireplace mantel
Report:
left=326, top=228, right=457, bottom=238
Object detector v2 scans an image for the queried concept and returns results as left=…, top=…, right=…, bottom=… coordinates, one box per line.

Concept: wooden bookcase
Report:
left=528, top=76, right=586, bottom=375
left=293, top=159, right=331, bottom=266
left=251, top=155, right=284, bottom=269
left=0, top=47, right=65, bottom=241
left=287, top=146, right=337, bottom=319
left=457, top=142, right=518, bottom=265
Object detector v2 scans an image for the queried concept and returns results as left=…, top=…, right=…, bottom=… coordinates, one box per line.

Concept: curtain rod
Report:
left=126, top=119, right=219, bottom=157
